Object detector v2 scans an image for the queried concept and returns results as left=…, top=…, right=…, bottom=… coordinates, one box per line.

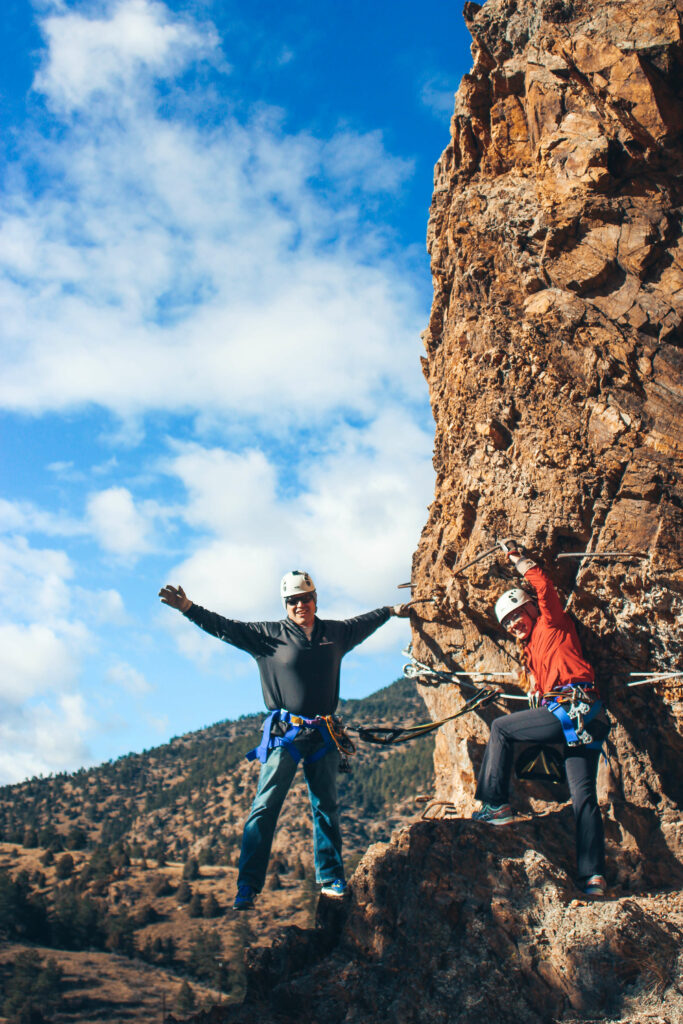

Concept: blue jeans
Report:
left=237, top=727, right=343, bottom=891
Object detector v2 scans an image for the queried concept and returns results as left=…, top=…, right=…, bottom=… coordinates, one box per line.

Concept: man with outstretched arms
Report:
left=160, top=570, right=407, bottom=910
left=472, top=548, right=610, bottom=896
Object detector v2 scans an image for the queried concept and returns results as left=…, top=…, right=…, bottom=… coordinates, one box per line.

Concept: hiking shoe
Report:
left=583, top=874, right=607, bottom=896
left=320, top=879, right=346, bottom=898
left=233, top=884, right=256, bottom=911
left=472, top=802, right=515, bottom=825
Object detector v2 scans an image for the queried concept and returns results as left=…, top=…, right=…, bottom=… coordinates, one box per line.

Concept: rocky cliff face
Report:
left=185, top=4, right=683, bottom=1022
left=192, top=822, right=683, bottom=1024
left=412, top=0, right=683, bottom=887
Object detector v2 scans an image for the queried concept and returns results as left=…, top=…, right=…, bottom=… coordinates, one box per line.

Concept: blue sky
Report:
left=0, top=0, right=473, bottom=782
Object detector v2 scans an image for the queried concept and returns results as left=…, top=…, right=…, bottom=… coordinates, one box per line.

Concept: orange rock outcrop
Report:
left=411, top=0, right=683, bottom=887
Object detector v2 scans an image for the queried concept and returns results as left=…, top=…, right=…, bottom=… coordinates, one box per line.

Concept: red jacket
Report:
left=522, top=566, right=594, bottom=696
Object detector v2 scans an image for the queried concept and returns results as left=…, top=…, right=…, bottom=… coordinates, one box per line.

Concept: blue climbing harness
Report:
left=246, top=709, right=335, bottom=766
left=544, top=683, right=607, bottom=750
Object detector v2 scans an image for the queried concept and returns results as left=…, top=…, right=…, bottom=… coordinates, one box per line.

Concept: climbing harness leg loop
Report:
left=543, top=684, right=610, bottom=750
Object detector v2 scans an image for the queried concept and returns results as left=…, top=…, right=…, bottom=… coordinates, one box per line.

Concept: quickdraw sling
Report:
left=354, top=688, right=499, bottom=747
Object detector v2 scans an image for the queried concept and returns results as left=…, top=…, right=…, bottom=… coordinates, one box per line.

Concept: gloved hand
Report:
left=499, top=538, right=536, bottom=576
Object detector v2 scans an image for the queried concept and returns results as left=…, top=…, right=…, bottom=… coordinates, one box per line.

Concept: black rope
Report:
left=352, top=688, right=499, bottom=746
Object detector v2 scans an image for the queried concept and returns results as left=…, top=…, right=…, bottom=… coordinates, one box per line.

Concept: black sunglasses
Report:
left=285, top=593, right=315, bottom=606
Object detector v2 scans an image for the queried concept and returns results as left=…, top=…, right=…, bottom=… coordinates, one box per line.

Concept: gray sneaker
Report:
left=583, top=874, right=607, bottom=896
left=472, top=802, right=515, bottom=825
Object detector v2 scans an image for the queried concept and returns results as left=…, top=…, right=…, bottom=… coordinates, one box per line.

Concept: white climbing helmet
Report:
left=495, top=588, right=535, bottom=626
left=280, top=570, right=316, bottom=607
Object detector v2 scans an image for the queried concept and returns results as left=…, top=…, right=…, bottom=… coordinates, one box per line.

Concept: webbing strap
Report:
left=246, top=710, right=280, bottom=763
left=355, top=688, right=498, bottom=747
left=303, top=726, right=334, bottom=764
left=547, top=702, right=580, bottom=745
left=546, top=699, right=603, bottom=750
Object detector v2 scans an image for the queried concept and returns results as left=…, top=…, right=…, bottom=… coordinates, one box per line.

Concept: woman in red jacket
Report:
left=473, top=549, right=609, bottom=896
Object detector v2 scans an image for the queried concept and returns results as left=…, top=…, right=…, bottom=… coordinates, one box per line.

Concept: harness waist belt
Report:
left=543, top=682, right=604, bottom=749
left=246, top=709, right=334, bottom=765
left=287, top=713, right=325, bottom=727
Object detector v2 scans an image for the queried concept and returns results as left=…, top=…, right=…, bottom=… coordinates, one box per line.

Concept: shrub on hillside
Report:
left=182, top=857, right=199, bottom=881
left=1, top=950, right=62, bottom=1024
left=65, top=826, right=87, bottom=850
left=0, top=871, right=49, bottom=943
left=176, top=881, right=192, bottom=904
left=188, top=892, right=203, bottom=918
left=198, top=844, right=218, bottom=866
left=38, top=826, right=62, bottom=852
left=175, top=980, right=196, bottom=1014
left=150, top=874, right=173, bottom=898
left=109, top=843, right=131, bottom=872
left=55, top=854, right=74, bottom=880
left=103, top=911, right=136, bottom=957
left=149, top=839, right=167, bottom=866
left=80, top=846, right=114, bottom=882
left=187, top=928, right=229, bottom=989
left=131, top=903, right=158, bottom=927
left=202, top=893, right=221, bottom=918
left=22, top=828, right=38, bottom=849
left=155, top=935, right=175, bottom=965
left=51, top=886, right=105, bottom=949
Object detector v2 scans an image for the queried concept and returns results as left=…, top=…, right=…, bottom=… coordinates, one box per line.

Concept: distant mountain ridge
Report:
left=0, top=677, right=433, bottom=863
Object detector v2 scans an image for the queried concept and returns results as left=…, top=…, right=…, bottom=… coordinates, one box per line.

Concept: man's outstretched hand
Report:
left=159, top=584, right=192, bottom=613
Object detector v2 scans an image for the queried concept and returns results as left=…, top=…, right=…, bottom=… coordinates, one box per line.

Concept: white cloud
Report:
left=0, top=623, right=79, bottom=703
left=420, top=75, right=456, bottom=117
left=86, top=486, right=154, bottom=557
left=164, top=444, right=279, bottom=539
left=0, top=535, right=74, bottom=619
left=146, top=713, right=169, bottom=734
left=0, top=693, right=92, bottom=784
left=0, top=500, right=83, bottom=539
left=34, top=0, right=220, bottom=113
left=294, top=409, right=433, bottom=609
left=107, top=660, right=153, bottom=695
left=169, top=540, right=283, bottom=621
left=160, top=407, right=433, bottom=653
left=321, top=130, right=413, bottom=194
left=0, top=0, right=423, bottom=428
left=86, top=587, right=129, bottom=624
left=47, top=460, right=87, bottom=482
left=0, top=0, right=436, bottom=775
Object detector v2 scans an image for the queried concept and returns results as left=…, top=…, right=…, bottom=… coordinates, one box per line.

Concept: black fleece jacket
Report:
left=183, top=604, right=392, bottom=717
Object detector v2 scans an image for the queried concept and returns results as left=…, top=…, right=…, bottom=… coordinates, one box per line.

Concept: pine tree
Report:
left=188, top=892, right=203, bottom=918
left=175, top=980, right=196, bottom=1013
